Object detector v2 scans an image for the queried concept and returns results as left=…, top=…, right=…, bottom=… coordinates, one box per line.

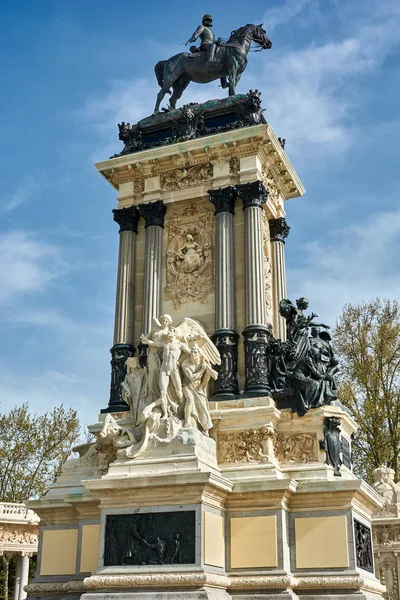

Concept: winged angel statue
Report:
left=100, top=315, right=220, bottom=460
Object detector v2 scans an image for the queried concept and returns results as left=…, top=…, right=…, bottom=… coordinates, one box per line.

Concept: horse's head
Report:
left=251, top=24, right=272, bottom=50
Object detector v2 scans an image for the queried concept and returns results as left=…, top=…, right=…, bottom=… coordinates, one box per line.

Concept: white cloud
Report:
left=262, top=0, right=314, bottom=32
left=0, top=231, right=64, bottom=303
left=2, top=174, right=39, bottom=212
left=287, top=208, right=400, bottom=326
left=239, top=2, right=400, bottom=161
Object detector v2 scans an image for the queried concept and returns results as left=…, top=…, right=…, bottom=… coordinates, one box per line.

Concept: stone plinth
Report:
left=26, top=399, right=385, bottom=600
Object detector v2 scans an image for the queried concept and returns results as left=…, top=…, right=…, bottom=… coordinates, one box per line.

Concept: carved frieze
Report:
left=160, top=163, right=213, bottom=191
left=164, top=204, right=214, bottom=308
left=217, top=429, right=317, bottom=465
left=0, top=524, right=38, bottom=545
left=274, top=433, right=318, bottom=463
left=218, top=427, right=275, bottom=464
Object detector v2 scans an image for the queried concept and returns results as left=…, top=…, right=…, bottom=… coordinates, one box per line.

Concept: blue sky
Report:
left=0, top=0, right=399, bottom=425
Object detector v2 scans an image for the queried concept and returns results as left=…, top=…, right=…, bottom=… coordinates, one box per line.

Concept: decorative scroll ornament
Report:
left=160, top=163, right=213, bottom=192
left=218, top=427, right=276, bottom=464
left=262, top=169, right=280, bottom=205
left=165, top=204, right=214, bottom=308
left=274, top=433, right=317, bottom=463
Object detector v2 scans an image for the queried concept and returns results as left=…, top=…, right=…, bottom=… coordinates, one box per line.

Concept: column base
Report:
left=212, top=329, right=239, bottom=399
left=101, top=343, right=135, bottom=414
left=243, top=325, right=271, bottom=396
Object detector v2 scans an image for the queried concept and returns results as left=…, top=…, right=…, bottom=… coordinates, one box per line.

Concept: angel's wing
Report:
left=143, top=316, right=162, bottom=339
left=176, top=318, right=221, bottom=366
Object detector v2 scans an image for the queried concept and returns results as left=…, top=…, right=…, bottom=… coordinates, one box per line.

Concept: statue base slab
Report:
left=106, top=426, right=221, bottom=479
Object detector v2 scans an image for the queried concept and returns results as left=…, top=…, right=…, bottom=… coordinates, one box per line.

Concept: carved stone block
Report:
left=164, top=204, right=214, bottom=308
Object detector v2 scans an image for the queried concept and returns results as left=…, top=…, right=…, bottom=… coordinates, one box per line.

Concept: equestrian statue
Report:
left=154, top=15, right=272, bottom=113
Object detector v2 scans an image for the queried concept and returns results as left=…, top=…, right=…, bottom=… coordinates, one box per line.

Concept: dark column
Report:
left=237, top=181, right=271, bottom=395
left=209, top=186, right=239, bottom=398
left=269, top=217, right=290, bottom=340
left=102, top=205, right=140, bottom=413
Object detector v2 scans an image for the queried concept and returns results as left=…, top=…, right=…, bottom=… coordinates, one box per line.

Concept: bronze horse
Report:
left=154, top=24, right=271, bottom=113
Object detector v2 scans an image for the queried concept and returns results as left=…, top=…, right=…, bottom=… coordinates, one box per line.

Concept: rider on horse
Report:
left=186, top=14, right=216, bottom=62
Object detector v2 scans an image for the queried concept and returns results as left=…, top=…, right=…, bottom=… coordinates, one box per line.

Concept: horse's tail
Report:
left=155, top=60, right=172, bottom=95
left=155, top=60, right=166, bottom=88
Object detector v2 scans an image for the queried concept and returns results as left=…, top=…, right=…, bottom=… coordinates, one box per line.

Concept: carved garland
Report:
left=261, top=211, right=273, bottom=324
left=164, top=204, right=214, bottom=308
left=160, top=163, right=213, bottom=191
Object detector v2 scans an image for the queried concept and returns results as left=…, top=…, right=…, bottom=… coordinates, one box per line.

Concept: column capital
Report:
left=269, top=217, right=290, bottom=243
left=139, top=200, right=166, bottom=228
left=236, top=180, right=268, bottom=210
left=112, top=205, right=140, bottom=233
left=208, top=186, right=236, bottom=215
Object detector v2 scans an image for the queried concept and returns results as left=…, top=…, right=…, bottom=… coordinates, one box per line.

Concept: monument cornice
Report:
left=95, top=124, right=305, bottom=202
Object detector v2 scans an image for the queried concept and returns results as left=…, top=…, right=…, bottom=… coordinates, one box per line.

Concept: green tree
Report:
left=334, top=298, right=400, bottom=483
left=0, top=403, right=81, bottom=599
left=0, top=403, right=81, bottom=502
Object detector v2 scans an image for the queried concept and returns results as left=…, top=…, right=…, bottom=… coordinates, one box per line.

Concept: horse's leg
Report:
left=154, top=84, right=171, bottom=113
left=220, top=76, right=228, bottom=89
left=228, top=69, right=238, bottom=96
left=169, top=76, right=190, bottom=110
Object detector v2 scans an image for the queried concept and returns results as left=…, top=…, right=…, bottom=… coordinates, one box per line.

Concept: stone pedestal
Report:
left=26, top=399, right=385, bottom=600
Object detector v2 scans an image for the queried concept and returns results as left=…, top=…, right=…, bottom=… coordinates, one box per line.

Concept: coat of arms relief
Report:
left=164, top=203, right=214, bottom=308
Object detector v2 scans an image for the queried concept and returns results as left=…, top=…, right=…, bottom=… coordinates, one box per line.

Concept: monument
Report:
left=26, top=16, right=386, bottom=600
